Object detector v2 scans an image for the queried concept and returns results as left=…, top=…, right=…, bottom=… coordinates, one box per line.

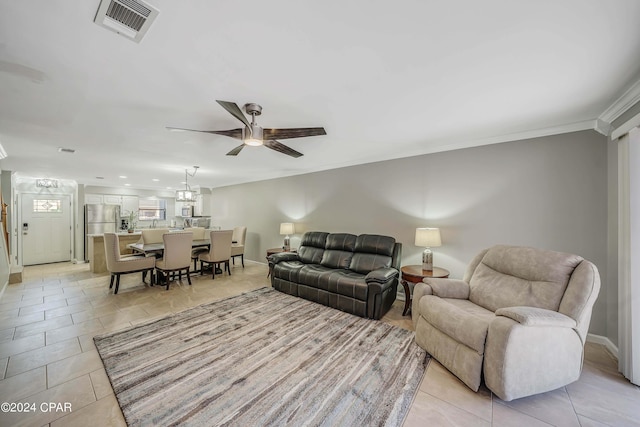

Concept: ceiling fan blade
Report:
left=216, top=100, right=251, bottom=128
left=226, top=144, right=245, bottom=156
left=263, top=140, right=303, bottom=158
left=166, top=127, right=244, bottom=139
left=263, top=127, right=326, bottom=140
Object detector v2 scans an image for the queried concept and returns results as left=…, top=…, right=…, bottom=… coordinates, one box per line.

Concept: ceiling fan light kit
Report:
left=167, top=100, right=326, bottom=157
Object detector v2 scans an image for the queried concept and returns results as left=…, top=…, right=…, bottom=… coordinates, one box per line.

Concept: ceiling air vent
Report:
left=94, top=0, right=159, bottom=43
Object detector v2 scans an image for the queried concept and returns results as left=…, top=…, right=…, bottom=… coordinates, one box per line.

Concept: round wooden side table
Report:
left=401, top=265, right=450, bottom=316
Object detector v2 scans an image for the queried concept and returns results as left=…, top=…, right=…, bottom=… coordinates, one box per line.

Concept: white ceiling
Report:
left=1, top=0, right=640, bottom=191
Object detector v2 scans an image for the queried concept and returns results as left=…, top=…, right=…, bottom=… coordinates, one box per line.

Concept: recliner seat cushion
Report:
left=298, top=264, right=334, bottom=290
left=420, top=296, right=494, bottom=353
left=324, top=270, right=368, bottom=300
left=273, top=260, right=306, bottom=283
left=469, top=245, right=584, bottom=312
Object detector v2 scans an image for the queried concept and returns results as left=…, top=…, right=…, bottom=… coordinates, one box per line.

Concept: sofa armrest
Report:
left=495, top=306, right=577, bottom=328
left=268, top=252, right=299, bottom=266
left=365, top=267, right=398, bottom=285
left=424, top=278, right=470, bottom=299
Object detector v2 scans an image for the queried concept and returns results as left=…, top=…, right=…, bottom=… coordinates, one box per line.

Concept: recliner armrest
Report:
left=424, top=278, right=470, bottom=299
left=365, top=267, right=398, bottom=284
left=268, top=252, right=299, bottom=265
left=495, top=306, right=577, bottom=328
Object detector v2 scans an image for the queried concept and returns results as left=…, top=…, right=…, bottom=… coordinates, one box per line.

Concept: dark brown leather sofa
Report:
left=268, top=231, right=402, bottom=320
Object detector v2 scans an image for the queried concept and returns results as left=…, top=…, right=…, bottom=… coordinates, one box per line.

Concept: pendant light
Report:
left=175, top=166, right=199, bottom=203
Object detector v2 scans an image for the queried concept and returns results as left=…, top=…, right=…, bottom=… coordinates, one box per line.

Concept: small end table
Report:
left=401, top=265, right=450, bottom=316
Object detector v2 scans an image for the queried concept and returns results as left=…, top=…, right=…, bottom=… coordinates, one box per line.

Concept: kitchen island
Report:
left=87, top=232, right=142, bottom=273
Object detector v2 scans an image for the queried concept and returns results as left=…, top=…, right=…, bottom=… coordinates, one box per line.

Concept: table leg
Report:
left=401, top=279, right=412, bottom=316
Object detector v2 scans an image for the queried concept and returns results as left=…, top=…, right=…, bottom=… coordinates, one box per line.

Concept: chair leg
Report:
left=142, top=270, right=147, bottom=283
left=114, top=274, right=121, bottom=294
left=186, top=268, right=192, bottom=285
left=241, top=254, right=244, bottom=268
left=226, top=261, right=231, bottom=275
left=232, top=256, right=235, bottom=265
left=109, top=274, right=115, bottom=289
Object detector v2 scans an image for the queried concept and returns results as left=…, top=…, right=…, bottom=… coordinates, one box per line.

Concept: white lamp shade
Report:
left=415, top=228, right=442, bottom=247
left=280, top=223, right=295, bottom=235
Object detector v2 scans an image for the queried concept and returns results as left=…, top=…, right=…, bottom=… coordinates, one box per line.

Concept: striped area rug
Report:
left=94, top=288, right=428, bottom=426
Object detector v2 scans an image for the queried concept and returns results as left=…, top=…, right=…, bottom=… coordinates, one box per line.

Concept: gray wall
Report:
left=212, top=130, right=609, bottom=336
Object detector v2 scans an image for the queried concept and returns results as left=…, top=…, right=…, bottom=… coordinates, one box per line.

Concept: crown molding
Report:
left=599, top=78, right=640, bottom=124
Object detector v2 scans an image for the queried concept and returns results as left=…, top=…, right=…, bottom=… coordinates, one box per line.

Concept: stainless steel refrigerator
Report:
left=84, top=204, right=120, bottom=260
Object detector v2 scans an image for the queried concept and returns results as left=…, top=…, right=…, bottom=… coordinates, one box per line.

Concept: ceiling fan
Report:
left=167, top=100, right=326, bottom=158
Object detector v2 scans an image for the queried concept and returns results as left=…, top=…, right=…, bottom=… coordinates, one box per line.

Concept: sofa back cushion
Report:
left=469, top=245, right=583, bottom=312
left=320, top=233, right=356, bottom=269
left=297, top=232, right=329, bottom=264
left=349, top=234, right=396, bottom=274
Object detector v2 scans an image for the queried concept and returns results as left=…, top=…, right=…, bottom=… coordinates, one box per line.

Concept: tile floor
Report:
left=0, top=261, right=638, bottom=426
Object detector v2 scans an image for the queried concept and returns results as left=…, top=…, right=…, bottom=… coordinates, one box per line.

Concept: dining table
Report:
left=127, top=239, right=221, bottom=275
left=127, top=238, right=211, bottom=255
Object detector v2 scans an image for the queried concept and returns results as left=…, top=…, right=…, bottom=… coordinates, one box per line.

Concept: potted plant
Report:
left=125, top=210, right=137, bottom=233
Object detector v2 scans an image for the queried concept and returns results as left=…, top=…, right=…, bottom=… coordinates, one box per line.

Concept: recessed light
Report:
left=119, top=175, right=127, bottom=179
left=166, top=187, right=172, bottom=190
left=152, top=178, right=159, bottom=182
left=124, top=183, right=131, bottom=186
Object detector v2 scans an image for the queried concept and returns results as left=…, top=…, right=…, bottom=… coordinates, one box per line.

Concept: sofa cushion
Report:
left=419, top=296, right=494, bottom=354
left=469, top=245, right=584, bottom=312
left=298, top=264, right=334, bottom=290
left=321, top=233, right=356, bottom=269
left=297, top=232, right=329, bottom=264
left=324, top=270, right=368, bottom=301
left=273, top=260, right=306, bottom=283
left=349, top=234, right=395, bottom=274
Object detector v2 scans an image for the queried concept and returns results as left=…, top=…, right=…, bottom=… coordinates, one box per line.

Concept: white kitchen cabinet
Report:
left=194, top=194, right=211, bottom=216
left=122, top=196, right=139, bottom=215
left=85, top=194, right=104, bottom=204
left=103, top=195, right=122, bottom=205
left=100, top=195, right=138, bottom=215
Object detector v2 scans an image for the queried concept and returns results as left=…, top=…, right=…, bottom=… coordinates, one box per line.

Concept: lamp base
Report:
left=283, top=236, right=290, bottom=251
left=422, top=248, right=433, bottom=271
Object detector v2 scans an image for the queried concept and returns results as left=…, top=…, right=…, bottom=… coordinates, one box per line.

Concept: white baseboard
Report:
left=587, top=333, right=619, bottom=359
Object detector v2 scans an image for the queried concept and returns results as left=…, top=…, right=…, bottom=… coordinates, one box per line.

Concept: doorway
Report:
left=19, top=193, right=72, bottom=265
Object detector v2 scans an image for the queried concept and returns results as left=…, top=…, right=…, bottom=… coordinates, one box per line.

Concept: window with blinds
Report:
left=138, top=199, right=166, bottom=221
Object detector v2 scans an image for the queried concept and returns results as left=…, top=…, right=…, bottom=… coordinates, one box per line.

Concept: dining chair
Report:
left=199, top=230, right=233, bottom=279
left=104, top=233, right=155, bottom=294
left=154, top=231, right=193, bottom=290
left=139, top=228, right=171, bottom=258
left=140, top=228, right=171, bottom=244
left=231, top=226, right=247, bottom=268
left=184, top=227, right=208, bottom=271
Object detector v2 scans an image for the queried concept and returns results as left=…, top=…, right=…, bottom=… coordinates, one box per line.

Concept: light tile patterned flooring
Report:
left=0, top=261, right=638, bottom=426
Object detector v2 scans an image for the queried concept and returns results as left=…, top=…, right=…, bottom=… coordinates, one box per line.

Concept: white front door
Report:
left=20, top=193, right=72, bottom=265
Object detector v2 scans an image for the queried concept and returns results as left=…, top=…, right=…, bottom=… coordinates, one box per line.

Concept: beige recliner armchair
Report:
left=412, top=245, right=600, bottom=401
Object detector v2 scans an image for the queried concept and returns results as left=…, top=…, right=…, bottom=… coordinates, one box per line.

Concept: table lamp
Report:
left=415, top=227, right=442, bottom=271
left=280, top=222, right=295, bottom=251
